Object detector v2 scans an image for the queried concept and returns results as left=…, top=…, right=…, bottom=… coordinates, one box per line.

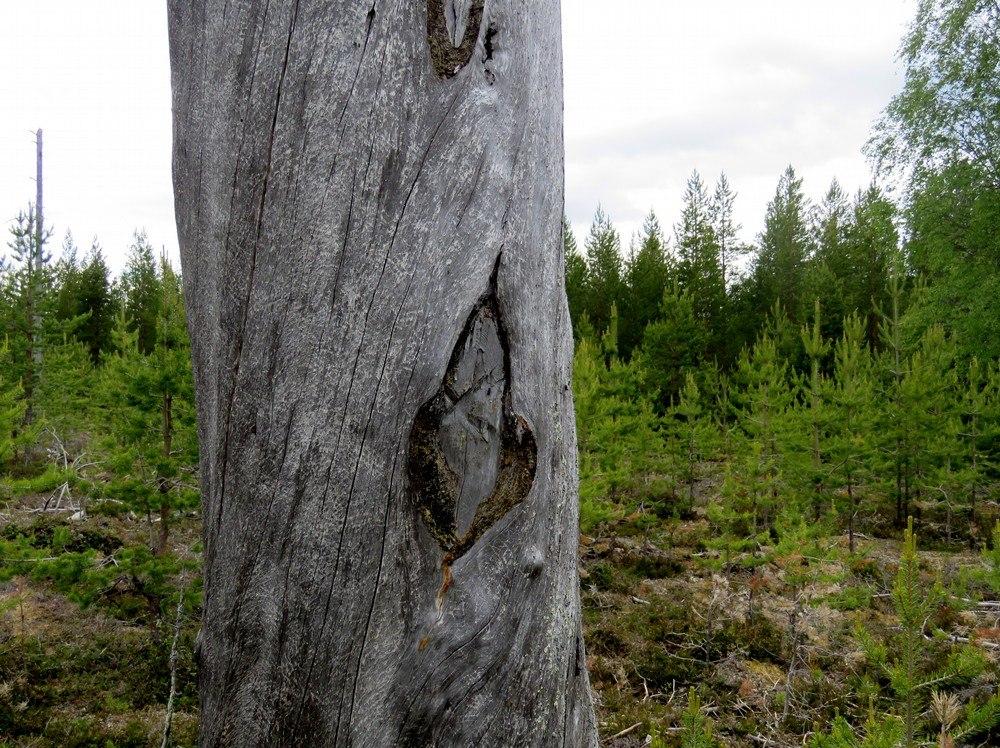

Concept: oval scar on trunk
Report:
left=407, top=284, right=537, bottom=564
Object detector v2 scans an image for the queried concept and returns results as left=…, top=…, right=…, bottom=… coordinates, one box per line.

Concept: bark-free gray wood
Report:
left=168, top=1, right=596, bottom=745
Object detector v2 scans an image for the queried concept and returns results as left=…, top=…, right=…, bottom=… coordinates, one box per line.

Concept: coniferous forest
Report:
left=3, top=1, right=1000, bottom=746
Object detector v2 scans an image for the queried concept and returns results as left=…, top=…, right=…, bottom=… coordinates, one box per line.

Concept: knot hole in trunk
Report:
left=407, top=289, right=536, bottom=562
left=427, top=0, right=487, bottom=78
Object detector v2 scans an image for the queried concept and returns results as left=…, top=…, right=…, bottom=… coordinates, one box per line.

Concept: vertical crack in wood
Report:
left=427, top=0, right=487, bottom=78
left=407, top=269, right=537, bottom=570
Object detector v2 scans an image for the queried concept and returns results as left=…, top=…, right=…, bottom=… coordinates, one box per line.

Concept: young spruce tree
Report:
left=583, top=207, right=624, bottom=336
left=621, top=211, right=672, bottom=359
left=676, top=172, right=725, bottom=357
left=798, top=300, right=832, bottom=522
left=668, top=373, right=718, bottom=509
left=101, top=260, right=197, bottom=555
left=718, top=335, right=798, bottom=541
left=829, top=314, right=875, bottom=552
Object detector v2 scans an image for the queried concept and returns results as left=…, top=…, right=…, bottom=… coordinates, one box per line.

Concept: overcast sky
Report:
left=0, top=1, right=914, bottom=270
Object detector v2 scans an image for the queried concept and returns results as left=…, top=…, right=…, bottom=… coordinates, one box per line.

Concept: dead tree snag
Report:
left=168, top=0, right=596, bottom=744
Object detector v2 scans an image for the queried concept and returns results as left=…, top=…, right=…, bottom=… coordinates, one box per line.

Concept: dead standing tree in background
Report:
left=168, top=0, right=596, bottom=745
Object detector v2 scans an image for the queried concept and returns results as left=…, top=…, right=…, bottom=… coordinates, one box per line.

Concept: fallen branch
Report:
left=608, top=722, right=643, bottom=741
left=955, top=597, right=1000, bottom=611
left=161, top=585, right=187, bottom=748
left=26, top=506, right=77, bottom=514
left=925, top=630, right=1000, bottom=650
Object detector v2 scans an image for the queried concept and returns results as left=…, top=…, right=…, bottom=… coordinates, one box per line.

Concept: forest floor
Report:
left=0, top=494, right=202, bottom=747
left=582, top=514, right=999, bottom=746
left=1, top=492, right=999, bottom=746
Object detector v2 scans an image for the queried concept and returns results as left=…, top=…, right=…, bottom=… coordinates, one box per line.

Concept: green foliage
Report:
left=560, top=5, right=1000, bottom=560
left=74, top=244, right=116, bottom=362
left=0, top=628, right=198, bottom=746
left=574, top=334, right=667, bottom=530
left=752, top=166, right=813, bottom=326
left=796, top=301, right=833, bottom=522
left=710, top=172, right=746, bottom=293
left=953, top=692, right=1000, bottom=742
left=870, top=0, right=1000, bottom=184
left=36, top=336, right=95, bottom=441
left=900, top=326, right=961, bottom=535
left=721, top=335, right=799, bottom=537
left=958, top=358, right=996, bottom=538
left=0, top=519, right=196, bottom=622
left=2, top=3, right=999, bottom=742
left=867, top=0, right=1000, bottom=362
left=52, top=233, right=117, bottom=366
left=826, top=584, right=872, bottom=612
left=639, top=284, right=708, bottom=408
left=980, top=521, right=1000, bottom=596
left=842, top=187, right=901, bottom=346
left=1, top=207, right=57, bottom=427
left=564, top=217, right=589, bottom=337
left=891, top=519, right=934, bottom=745
left=679, top=691, right=718, bottom=748
left=808, top=711, right=904, bottom=748
left=620, top=211, right=672, bottom=359
left=0, top=341, right=26, bottom=467
left=119, top=231, right=162, bottom=355
left=904, top=162, right=1000, bottom=361
left=100, top=261, right=198, bottom=554
left=667, top=374, right=718, bottom=507
left=676, top=171, right=726, bottom=357
left=582, top=207, right=624, bottom=337
left=828, top=314, right=875, bottom=550
left=883, top=520, right=991, bottom=745
left=814, top=522, right=1000, bottom=747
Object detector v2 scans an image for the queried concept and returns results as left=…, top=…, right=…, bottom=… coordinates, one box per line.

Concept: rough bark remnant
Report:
left=168, top=0, right=596, bottom=745
left=427, top=0, right=487, bottom=78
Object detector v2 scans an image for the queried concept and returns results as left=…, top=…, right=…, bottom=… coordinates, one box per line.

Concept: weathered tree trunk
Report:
left=168, top=1, right=596, bottom=745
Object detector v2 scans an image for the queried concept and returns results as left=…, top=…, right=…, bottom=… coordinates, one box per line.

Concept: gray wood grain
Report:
left=168, top=0, right=596, bottom=744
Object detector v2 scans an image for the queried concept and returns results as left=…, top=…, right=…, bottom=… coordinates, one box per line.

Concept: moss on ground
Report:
left=1, top=504, right=200, bottom=748
left=582, top=510, right=1000, bottom=746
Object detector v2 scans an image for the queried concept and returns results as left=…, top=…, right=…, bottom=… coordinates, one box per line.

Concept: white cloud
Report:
left=0, top=1, right=174, bottom=267
left=563, top=0, right=914, bottom=249
left=0, top=1, right=914, bottom=268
